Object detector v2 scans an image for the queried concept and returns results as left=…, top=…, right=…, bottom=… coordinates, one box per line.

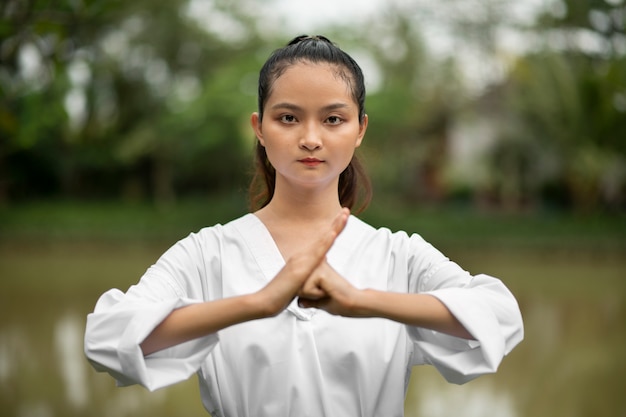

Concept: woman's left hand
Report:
left=297, top=261, right=364, bottom=317
left=298, top=261, right=475, bottom=340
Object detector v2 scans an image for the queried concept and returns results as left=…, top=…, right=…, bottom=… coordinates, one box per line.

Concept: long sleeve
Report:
left=84, top=229, right=222, bottom=391
left=405, top=235, right=524, bottom=384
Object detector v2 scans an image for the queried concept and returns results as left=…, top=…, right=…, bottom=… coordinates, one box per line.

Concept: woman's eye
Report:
left=326, top=116, right=343, bottom=125
left=280, top=115, right=296, bottom=123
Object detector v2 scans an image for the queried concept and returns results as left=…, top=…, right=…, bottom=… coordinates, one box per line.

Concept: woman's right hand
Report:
left=257, top=208, right=350, bottom=317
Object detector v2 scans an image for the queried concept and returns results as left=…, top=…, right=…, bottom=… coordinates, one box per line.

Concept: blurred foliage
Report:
left=1, top=0, right=264, bottom=204
left=497, top=0, right=626, bottom=211
left=1, top=0, right=624, bottom=212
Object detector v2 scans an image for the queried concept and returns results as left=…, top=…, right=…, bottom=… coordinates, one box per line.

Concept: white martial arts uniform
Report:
left=85, top=214, right=523, bottom=417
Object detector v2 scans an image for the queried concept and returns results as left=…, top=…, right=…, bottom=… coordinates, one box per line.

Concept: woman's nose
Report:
left=299, top=123, right=323, bottom=150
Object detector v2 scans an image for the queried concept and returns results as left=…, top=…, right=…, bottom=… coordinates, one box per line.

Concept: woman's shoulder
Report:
left=345, top=215, right=425, bottom=250
left=347, top=215, right=441, bottom=263
left=347, top=215, right=415, bottom=240
left=169, top=213, right=255, bottom=250
left=193, top=213, right=255, bottom=235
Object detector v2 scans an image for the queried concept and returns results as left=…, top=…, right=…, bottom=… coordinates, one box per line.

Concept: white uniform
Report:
left=85, top=214, right=523, bottom=417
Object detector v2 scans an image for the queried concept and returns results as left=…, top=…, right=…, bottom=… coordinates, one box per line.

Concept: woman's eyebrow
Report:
left=321, top=103, right=351, bottom=112
left=270, top=102, right=302, bottom=111
left=269, top=102, right=351, bottom=112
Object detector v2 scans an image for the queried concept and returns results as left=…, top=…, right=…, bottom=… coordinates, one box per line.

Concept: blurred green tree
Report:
left=1, top=0, right=266, bottom=205
left=1, top=0, right=123, bottom=202
left=500, top=0, right=626, bottom=211
left=2, top=0, right=624, bottom=212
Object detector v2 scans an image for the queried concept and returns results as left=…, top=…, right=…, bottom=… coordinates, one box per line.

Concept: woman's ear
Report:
left=250, top=112, right=265, bottom=146
left=355, top=114, right=368, bottom=148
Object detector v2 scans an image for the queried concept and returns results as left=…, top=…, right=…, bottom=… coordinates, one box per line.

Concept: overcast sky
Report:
left=252, top=0, right=549, bottom=92
left=262, top=0, right=386, bottom=32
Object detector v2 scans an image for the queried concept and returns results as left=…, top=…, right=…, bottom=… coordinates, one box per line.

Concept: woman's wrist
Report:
left=248, top=290, right=288, bottom=319
left=349, top=288, right=378, bottom=318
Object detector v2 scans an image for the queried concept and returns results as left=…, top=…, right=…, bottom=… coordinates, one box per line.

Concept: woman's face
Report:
left=251, top=61, right=368, bottom=193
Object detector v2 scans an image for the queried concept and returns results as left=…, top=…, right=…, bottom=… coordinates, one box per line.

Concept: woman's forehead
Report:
left=269, top=62, right=353, bottom=98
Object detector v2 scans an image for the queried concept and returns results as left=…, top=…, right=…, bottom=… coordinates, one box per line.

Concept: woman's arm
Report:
left=356, top=290, right=473, bottom=339
left=298, top=261, right=473, bottom=339
left=140, top=293, right=266, bottom=356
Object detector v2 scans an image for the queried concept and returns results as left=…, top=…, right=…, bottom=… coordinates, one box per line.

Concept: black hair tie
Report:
left=287, top=35, right=333, bottom=46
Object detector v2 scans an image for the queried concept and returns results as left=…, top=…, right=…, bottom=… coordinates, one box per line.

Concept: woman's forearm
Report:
left=356, top=290, right=474, bottom=340
left=140, top=293, right=268, bottom=356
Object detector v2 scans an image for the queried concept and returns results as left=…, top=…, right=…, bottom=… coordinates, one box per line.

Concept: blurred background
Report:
left=1, top=0, right=624, bottom=416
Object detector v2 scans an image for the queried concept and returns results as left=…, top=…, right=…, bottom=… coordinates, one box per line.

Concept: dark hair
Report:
left=248, top=35, right=372, bottom=213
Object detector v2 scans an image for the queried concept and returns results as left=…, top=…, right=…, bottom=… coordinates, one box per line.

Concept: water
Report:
left=1, top=241, right=624, bottom=417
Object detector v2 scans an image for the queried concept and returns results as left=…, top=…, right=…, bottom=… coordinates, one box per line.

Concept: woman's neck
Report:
left=253, top=186, right=345, bottom=261
left=255, top=181, right=343, bottom=226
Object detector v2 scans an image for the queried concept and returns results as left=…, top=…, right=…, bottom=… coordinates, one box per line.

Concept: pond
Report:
left=1, top=240, right=624, bottom=417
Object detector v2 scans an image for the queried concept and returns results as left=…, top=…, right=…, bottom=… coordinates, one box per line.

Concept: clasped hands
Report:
left=139, top=208, right=368, bottom=356
left=260, top=208, right=364, bottom=318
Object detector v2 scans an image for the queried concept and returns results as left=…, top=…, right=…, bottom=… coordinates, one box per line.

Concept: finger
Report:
left=330, top=207, right=350, bottom=236
left=298, top=286, right=325, bottom=300
left=306, top=208, right=350, bottom=267
left=298, top=258, right=331, bottom=298
left=298, top=277, right=325, bottom=299
left=319, top=208, right=350, bottom=253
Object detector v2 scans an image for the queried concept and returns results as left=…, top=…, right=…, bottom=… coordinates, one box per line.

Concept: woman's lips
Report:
left=299, top=158, right=322, bottom=167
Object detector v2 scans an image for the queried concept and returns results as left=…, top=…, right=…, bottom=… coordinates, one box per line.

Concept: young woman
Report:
left=85, top=35, right=523, bottom=417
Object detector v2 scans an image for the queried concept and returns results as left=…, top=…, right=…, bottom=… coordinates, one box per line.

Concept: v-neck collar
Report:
left=235, top=213, right=286, bottom=279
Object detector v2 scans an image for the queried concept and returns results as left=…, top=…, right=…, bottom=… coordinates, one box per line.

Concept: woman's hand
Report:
left=298, top=264, right=473, bottom=339
left=297, top=261, right=365, bottom=317
left=257, top=208, right=350, bottom=317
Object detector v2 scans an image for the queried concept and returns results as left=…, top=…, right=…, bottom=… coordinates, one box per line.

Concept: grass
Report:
left=0, top=193, right=624, bottom=250
left=362, top=198, right=626, bottom=250
left=0, top=194, right=248, bottom=242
